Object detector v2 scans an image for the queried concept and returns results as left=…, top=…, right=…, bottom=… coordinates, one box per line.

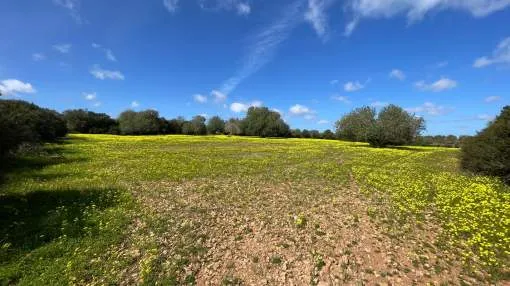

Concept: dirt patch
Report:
left=122, top=177, right=485, bottom=285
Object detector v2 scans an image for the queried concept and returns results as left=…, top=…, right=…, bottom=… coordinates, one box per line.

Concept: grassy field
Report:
left=1, top=134, right=508, bottom=285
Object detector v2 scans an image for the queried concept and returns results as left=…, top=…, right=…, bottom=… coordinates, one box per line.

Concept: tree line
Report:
left=1, top=99, right=507, bottom=183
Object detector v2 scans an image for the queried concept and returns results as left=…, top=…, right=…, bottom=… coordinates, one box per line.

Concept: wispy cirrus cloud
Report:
left=415, top=77, right=457, bottom=92
left=406, top=102, right=452, bottom=116
left=211, top=90, right=227, bottom=102
left=331, top=94, right=351, bottom=104
left=92, top=43, right=117, bottom=62
left=32, top=53, right=46, bottom=61
left=305, top=0, right=334, bottom=40
left=485, top=95, right=502, bottom=102
left=90, top=65, right=125, bottom=80
left=218, top=1, right=305, bottom=95
left=163, top=0, right=179, bottom=13
left=53, top=0, right=83, bottom=23
left=53, top=44, right=72, bottom=54
left=344, top=0, right=510, bottom=36
left=473, top=37, right=510, bottom=68
left=198, top=0, right=252, bottom=15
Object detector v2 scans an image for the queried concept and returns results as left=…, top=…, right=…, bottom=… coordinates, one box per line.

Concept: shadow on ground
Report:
left=0, top=187, right=120, bottom=261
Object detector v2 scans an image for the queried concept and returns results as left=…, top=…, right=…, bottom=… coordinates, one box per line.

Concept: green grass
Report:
left=0, top=134, right=508, bottom=284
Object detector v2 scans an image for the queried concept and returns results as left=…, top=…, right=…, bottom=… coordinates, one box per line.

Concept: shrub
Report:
left=322, top=129, right=335, bottom=140
left=461, top=106, right=510, bottom=183
left=0, top=100, right=67, bottom=156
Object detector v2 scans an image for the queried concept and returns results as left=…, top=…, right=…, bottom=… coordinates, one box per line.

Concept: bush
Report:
left=461, top=106, right=510, bottom=183
left=322, top=129, right=335, bottom=139
left=0, top=100, right=67, bottom=156
left=63, top=109, right=117, bottom=134
left=241, top=107, right=289, bottom=137
left=118, top=110, right=161, bottom=135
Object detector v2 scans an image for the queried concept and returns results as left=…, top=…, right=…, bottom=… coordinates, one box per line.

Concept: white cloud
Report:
left=211, top=90, right=227, bottom=102
left=163, top=0, right=179, bottom=13
left=331, top=94, right=351, bottom=104
left=53, top=44, right=72, bottom=54
left=32, top=53, right=46, bottom=61
left=289, top=104, right=312, bottom=115
left=218, top=1, right=303, bottom=95
left=370, top=101, right=388, bottom=108
left=105, top=49, right=117, bottom=62
left=272, top=108, right=282, bottom=114
left=92, top=44, right=117, bottom=62
left=435, top=61, right=449, bottom=68
left=485, top=95, right=501, bottom=102
left=344, top=0, right=510, bottom=36
left=0, top=79, right=36, bottom=96
left=317, top=119, right=330, bottom=124
left=477, top=114, right=495, bottom=121
left=93, top=102, right=102, bottom=107
left=406, top=102, right=451, bottom=116
left=415, top=77, right=457, bottom=92
left=237, top=2, right=251, bottom=15
left=389, top=69, right=405, bottom=80
left=53, top=0, right=82, bottom=23
left=289, top=104, right=316, bottom=119
left=330, top=79, right=339, bottom=85
left=230, top=101, right=262, bottom=113
left=473, top=37, right=510, bottom=68
left=83, top=92, right=96, bottom=100
left=90, top=65, right=125, bottom=80
left=131, top=101, right=140, bottom=108
left=305, top=0, right=330, bottom=40
left=193, top=94, right=208, bottom=103
left=344, top=81, right=364, bottom=92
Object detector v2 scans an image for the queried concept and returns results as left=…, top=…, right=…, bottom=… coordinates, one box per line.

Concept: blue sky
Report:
left=1, top=0, right=509, bottom=135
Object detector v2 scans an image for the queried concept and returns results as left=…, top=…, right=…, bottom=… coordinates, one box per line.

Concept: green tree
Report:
left=118, top=109, right=161, bottom=135
left=241, top=107, right=289, bottom=137
left=461, top=106, right=510, bottom=183
left=322, top=129, right=335, bottom=139
left=191, top=115, right=207, bottom=135
left=206, top=116, right=225, bottom=134
left=367, top=104, right=425, bottom=147
left=335, top=106, right=376, bottom=142
left=0, top=100, right=67, bottom=156
left=224, top=118, right=242, bottom=135
left=63, top=109, right=117, bottom=134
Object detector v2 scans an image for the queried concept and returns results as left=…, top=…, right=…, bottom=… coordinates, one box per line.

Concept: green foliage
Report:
left=461, top=106, right=510, bottom=183
left=206, top=116, right=225, bottom=134
left=336, top=105, right=424, bottom=147
left=224, top=118, right=242, bottom=135
left=241, top=107, right=289, bottom=137
left=0, top=100, right=67, bottom=156
left=367, top=104, right=425, bottom=147
left=63, top=109, right=118, bottom=134
left=415, top=135, right=467, bottom=148
left=118, top=110, right=161, bottom=135
left=321, top=129, right=335, bottom=140
left=335, top=106, right=376, bottom=142
left=301, top=129, right=311, bottom=138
